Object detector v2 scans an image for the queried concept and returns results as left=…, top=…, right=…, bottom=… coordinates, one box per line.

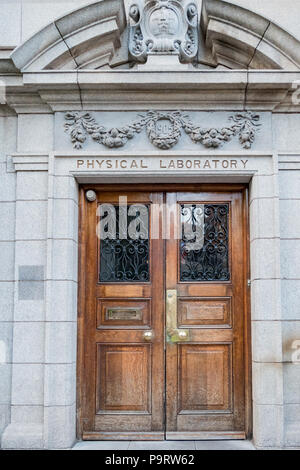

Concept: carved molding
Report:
left=64, top=110, right=261, bottom=150
left=202, top=0, right=300, bottom=70
left=129, top=0, right=198, bottom=64
left=11, top=0, right=127, bottom=72
left=9, top=0, right=300, bottom=73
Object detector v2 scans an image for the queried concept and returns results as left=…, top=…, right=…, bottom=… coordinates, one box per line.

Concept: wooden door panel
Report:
left=79, top=190, right=165, bottom=439
left=94, top=415, right=153, bottom=432
left=165, top=190, right=248, bottom=437
left=96, top=285, right=152, bottom=298
left=188, top=329, right=233, bottom=342
left=176, top=192, right=237, bottom=202
left=178, top=297, right=232, bottom=328
left=96, top=344, right=151, bottom=413
left=175, top=416, right=238, bottom=433
left=78, top=185, right=250, bottom=440
left=178, top=284, right=233, bottom=297
left=178, top=344, right=232, bottom=412
left=94, top=329, right=154, bottom=343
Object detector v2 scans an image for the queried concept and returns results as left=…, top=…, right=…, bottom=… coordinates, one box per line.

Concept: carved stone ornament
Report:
left=64, top=110, right=261, bottom=150
left=129, top=0, right=198, bottom=64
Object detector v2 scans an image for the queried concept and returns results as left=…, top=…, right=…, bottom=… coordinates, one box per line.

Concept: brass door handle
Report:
left=166, top=289, right=190, bottom=343
left=143, top=331, right=154, bottom=342
left=178, top=330, right=188, bottom=340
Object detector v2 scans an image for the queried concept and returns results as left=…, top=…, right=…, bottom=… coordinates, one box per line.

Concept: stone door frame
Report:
left=40, top=150, right=282, bottom=448
left=2, top=150, right=282, bottom=449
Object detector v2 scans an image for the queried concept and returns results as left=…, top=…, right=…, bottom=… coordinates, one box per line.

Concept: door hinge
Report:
left=247, top=279, right=251, bottom=288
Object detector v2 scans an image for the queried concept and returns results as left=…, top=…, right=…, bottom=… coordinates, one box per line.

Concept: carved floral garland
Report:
left=64, top=110, right=261, bottom=150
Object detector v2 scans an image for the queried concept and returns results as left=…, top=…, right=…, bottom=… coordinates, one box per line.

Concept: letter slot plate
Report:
left=106, top=307, right=143, bottom=321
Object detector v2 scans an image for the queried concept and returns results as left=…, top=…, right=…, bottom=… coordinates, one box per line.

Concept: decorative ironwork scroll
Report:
left=64, top=110, right=261, bottom=150
left=99, top=205, right=150, bottom=282
left=180, top=204, right=230, bottom=282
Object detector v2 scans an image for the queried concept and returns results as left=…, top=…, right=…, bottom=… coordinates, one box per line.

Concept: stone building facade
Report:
left=0, top=0, right=300, bottom=449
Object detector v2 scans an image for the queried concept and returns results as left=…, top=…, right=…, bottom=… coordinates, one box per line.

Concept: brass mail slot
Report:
left=106, top=307, right=143, bottom=321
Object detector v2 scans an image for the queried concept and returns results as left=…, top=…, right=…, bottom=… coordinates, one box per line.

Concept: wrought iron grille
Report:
left=99, top=204, right=150, bottom=282
left=180, top=204, right=230, bottom=282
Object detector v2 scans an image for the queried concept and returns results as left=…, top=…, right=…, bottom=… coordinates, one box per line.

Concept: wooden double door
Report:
left=78, top=185, right=250, bottom=440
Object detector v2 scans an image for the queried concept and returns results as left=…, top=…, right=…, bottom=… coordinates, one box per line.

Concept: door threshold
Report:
left=83, top=431, right=246, bottom=441
left=166, top=432, right=246, bottom=440
left=82, top=432, right=165, bottom=441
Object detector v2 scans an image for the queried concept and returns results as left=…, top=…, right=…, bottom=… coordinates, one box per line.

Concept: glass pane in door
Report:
left=99, top=204, right=150, bottom=282
left=180, top=204, right=230, bottom=282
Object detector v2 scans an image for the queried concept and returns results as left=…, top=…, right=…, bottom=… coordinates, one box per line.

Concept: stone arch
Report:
left=11, top=0, right=128, bottom=71
left=201, top=0, right=300, bottom=70
left=10, top=0, right=300, bottom=72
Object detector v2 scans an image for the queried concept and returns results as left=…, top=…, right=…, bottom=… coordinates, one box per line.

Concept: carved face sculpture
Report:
left=149, top=6, right=179, bottom=37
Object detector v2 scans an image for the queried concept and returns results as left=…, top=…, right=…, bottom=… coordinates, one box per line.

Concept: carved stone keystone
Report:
left=129, top=0, right=198, bottom=65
